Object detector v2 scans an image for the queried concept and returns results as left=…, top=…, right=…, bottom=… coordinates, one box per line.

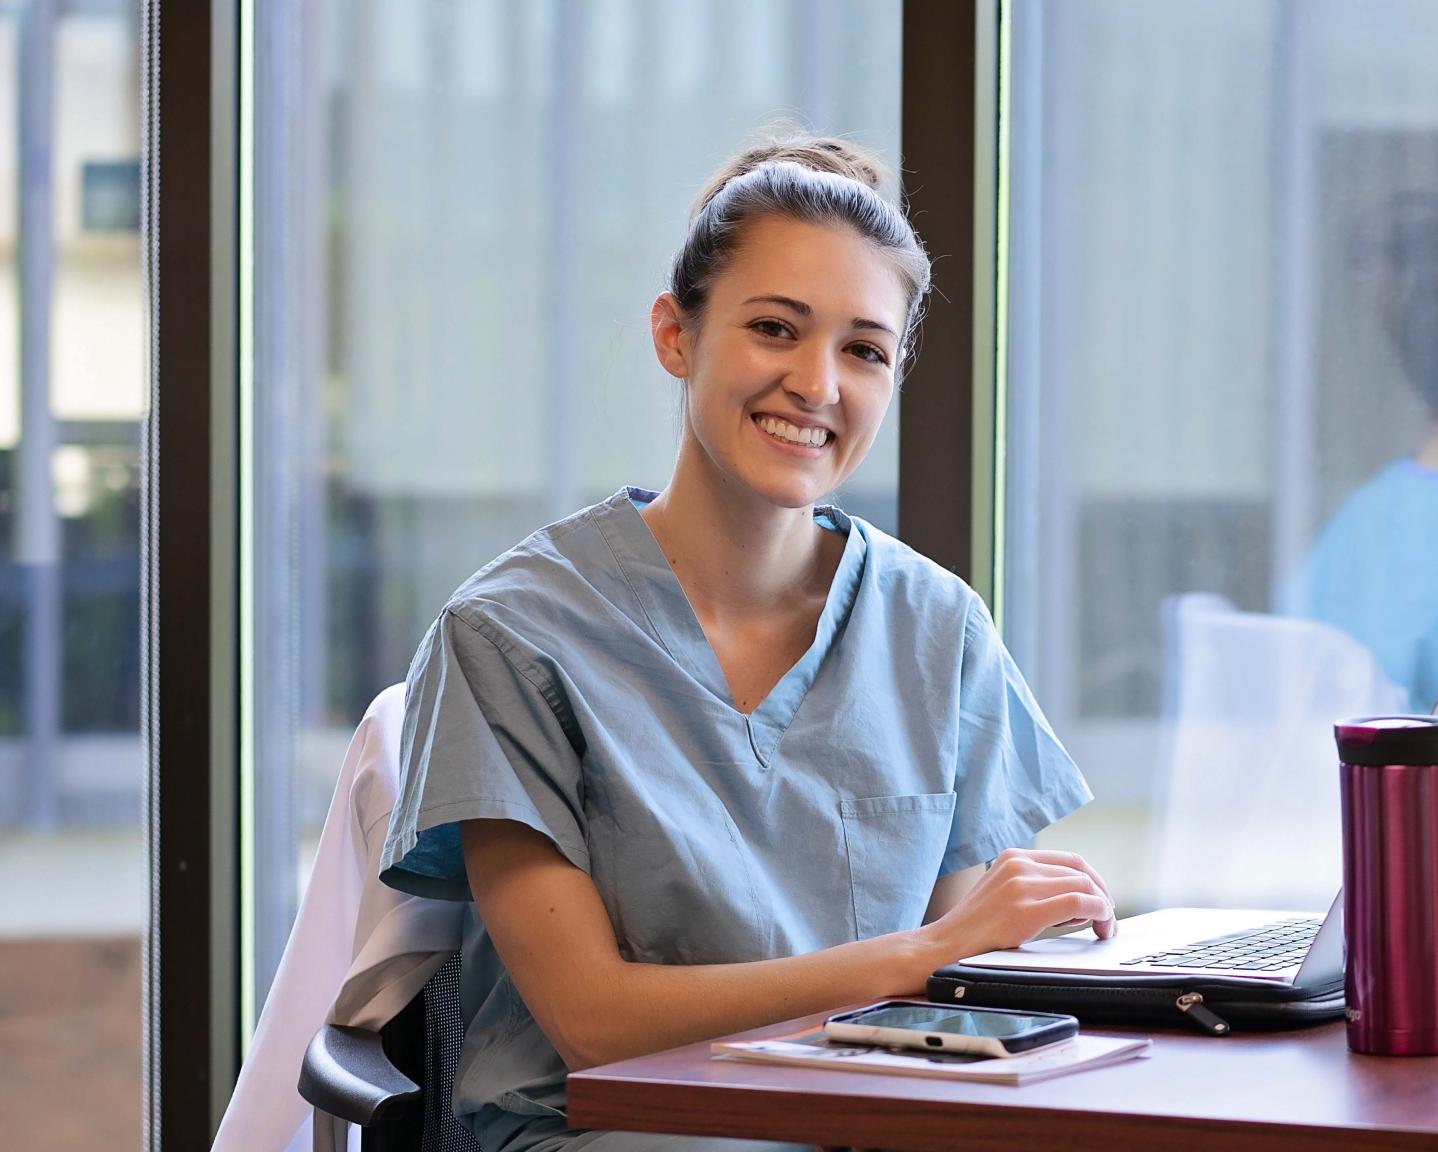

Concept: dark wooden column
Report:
left=900, top=0, right=998, bottom=590
left=143, top=0, right=239, bottom=1146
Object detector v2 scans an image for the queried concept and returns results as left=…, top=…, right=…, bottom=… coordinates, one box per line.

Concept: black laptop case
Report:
left=926, top=964, right=1345, bottom=1035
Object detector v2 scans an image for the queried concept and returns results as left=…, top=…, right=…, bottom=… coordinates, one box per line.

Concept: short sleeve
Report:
left=942, top=596, right=1093, bottom=874
left=379, top=607, right=589, bottom=902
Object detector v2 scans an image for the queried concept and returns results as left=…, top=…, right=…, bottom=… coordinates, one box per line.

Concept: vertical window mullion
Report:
left=899, top=0, right=1000, bottom=592
left=143, top=0, right=240, bottom=1145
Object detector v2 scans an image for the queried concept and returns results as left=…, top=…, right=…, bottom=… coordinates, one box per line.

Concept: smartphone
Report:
left=823, top=1000, right=1078, bottom=1059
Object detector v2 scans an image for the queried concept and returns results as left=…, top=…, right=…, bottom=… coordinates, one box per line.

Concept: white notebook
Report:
left=712, top=1026, right=1151, bottom=1086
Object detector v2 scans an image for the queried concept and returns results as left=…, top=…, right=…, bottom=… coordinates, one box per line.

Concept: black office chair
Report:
left=300, top=951, right=482, bottom=1151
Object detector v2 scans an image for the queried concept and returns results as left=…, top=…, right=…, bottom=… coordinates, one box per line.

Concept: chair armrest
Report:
left=298, top=1024, right=421, bottom=1126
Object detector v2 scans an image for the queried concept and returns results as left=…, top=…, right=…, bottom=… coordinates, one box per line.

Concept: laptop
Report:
left=957, top=890, right=1343, bottom=987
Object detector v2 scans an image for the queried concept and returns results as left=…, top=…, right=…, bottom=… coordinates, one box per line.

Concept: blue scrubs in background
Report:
left=381, top=487, right=1092, bottom=1150
left=1283, top=459, right=1438, bottom=712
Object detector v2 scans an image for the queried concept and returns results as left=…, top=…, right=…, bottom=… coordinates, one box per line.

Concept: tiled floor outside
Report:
left=0, top=936, right=141, bottom=1151
left=1, top=831, right=143, bottom=1151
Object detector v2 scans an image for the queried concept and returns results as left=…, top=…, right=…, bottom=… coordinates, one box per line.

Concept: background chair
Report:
left=1148, top=594, right=1407, bottom=910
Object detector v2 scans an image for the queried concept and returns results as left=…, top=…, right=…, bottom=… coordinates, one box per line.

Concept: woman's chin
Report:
left=745, top=475, right=832, bottom=511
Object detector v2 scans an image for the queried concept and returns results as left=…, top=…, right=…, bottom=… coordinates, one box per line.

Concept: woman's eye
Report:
left=750, top=319, right=791, bottom=339
left=849, top=343, right=889, bottom=365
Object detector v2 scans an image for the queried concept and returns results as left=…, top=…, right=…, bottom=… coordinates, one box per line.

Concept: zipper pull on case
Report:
left=1176, top=992, right=1230, bottom=1035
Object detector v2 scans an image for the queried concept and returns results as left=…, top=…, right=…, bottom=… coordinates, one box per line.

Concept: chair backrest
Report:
left=413, top=952, right=482, bottom=1152
left=1148, top=594, right=1408, bottom=910
left=346, top=950, right=480, bottom=1151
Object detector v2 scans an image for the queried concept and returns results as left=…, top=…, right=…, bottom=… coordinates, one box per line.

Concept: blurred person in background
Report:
left=1284, top=193, right=1438, bottom=713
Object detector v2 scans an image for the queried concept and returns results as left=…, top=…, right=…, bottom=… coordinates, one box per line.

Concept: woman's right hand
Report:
left=923, top=847, right=1116, bottom=963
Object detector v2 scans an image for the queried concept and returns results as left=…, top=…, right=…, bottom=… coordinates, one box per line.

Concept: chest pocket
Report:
left=840, top=792, right=957, bottom=939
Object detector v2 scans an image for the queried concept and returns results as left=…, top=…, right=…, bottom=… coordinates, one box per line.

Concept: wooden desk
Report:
left=568, top=1010, right=1438, bottom=1151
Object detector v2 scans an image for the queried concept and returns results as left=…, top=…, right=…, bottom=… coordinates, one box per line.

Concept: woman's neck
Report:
left=639, top=464, right=833, bottom=625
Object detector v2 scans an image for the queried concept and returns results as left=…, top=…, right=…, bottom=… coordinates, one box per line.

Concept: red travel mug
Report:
left=1336, top=715, right=1438, bottom=1056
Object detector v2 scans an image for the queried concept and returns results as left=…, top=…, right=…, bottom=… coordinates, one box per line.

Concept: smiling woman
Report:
left=376, top=132, right=1111, bottom=1152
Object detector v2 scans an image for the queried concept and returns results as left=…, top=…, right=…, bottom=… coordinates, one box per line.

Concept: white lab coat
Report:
left=212, top=685, right=465, bottom=1152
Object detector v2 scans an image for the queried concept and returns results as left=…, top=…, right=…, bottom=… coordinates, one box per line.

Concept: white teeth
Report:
left=758, top=416, right=828, bottom=447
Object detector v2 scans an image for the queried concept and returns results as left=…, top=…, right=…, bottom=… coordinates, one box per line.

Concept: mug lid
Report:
left=1335, top=715, right=1438, bottom=766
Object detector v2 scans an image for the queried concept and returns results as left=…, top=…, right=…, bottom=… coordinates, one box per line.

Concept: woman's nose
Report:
left=784, top=346, right=841, bottom=408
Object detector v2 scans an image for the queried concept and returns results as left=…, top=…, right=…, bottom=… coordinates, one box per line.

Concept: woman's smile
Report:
left=751, top=413, right=834, bottom=454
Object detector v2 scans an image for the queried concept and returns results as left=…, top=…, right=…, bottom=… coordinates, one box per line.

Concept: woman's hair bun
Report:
left=690, top=130, right=892, bottom=221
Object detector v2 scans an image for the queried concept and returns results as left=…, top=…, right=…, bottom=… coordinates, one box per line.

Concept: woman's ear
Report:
left=650, top=292, right=692, bottom=379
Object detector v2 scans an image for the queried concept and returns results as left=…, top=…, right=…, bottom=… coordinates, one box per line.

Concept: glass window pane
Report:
left=249, top=0, right=903, bottom=1018
left=0, top=3, right=144, bottom=1149
left=0, top=16, right=16, bottom=452
left=1006, top=0, right=1438, bottom=912
left=51, top=13, right=144, bottom=423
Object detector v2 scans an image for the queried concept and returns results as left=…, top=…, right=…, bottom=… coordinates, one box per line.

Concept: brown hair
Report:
left=668, top=131, right=931, bottom=378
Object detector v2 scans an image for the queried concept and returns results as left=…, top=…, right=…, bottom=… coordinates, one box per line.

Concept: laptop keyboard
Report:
left=1120, top=916, right=1322, bottom=972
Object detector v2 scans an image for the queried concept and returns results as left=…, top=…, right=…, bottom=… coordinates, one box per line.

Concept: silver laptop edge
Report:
left=959, top=891, right=1343, bottom=986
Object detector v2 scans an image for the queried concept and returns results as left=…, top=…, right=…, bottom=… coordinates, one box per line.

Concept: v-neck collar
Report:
left=594, top=486, right=867, bottom=766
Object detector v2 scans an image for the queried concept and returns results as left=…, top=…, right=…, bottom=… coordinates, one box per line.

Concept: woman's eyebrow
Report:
left=851, top=317, right=898, bottom=339
left=742, top=293, right=812, bottom=315
left=742, top=294, right=898, bottom=339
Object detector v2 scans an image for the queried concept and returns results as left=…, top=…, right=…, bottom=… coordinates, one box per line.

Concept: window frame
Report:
left=144, top=0, right=241, bottom=1145
left=899, top=0, right=1002, bottom=598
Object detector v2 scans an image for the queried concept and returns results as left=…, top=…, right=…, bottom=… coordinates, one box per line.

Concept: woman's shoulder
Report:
left=439, top=496, right=627, bottom=641
left=850, top=514, right=983, bottom=615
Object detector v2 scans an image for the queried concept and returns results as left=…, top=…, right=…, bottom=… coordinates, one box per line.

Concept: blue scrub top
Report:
left=380, top=487, right=1091, bottom=1148
left=1282, top=459, right=1438, bottom=711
